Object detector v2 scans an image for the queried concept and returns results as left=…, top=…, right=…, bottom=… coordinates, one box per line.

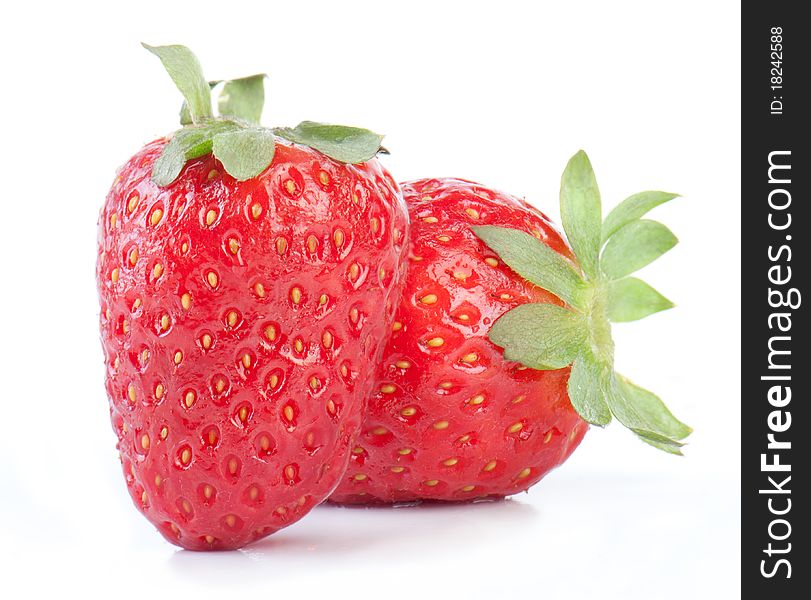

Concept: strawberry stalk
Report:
left=473, top=151, right=691, bottom=454
left=142, top=43, right=385, bottom=186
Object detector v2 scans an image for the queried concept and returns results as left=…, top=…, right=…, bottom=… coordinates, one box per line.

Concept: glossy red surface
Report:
left=97, top=138, right=408, bottom=549
left=330, top=178, right=587, bottom=504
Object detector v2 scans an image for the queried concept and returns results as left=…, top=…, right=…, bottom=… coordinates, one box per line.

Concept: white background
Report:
left=0, top=1, right=740, bottom=598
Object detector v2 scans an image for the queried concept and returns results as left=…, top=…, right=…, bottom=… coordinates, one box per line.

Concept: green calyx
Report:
left=472, top=151, right=691, bottom=454
left=142, top=44, right=385, bottom=186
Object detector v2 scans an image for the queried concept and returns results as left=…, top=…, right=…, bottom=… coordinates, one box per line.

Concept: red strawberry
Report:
left=331, top=153, right=690, bottom=504
left=97, top=44, right=408, bottom=549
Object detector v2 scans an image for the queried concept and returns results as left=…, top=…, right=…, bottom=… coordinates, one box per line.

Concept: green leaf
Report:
left=608, top=375, right=692, bottom=454
left=273, top=121, right=383, bottom=163
left=600, top=220, right=677, bottom=280
left=560, top=150, right=602, bottom=280
left=567, top=353, right=612, bottom=425
left=472, top=226, right=586, bottom=309
left=142, top=43, right=212, bottom=123
left=152, top=121, right=241, bottom=186
left=602, top=191, right=679, bottom=243
left=606, top=277, right=674, bottom=322
left=180, top=81, right=220, bottom=125
left=218, top=74, right=266, bottom=124
left=212, top=127, right=276, bottom=181
left=489, top=303, right=586, bottom=370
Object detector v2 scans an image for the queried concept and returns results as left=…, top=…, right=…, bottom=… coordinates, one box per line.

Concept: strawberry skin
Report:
left=330, top=178, right=586, bottom=504
left=98, top=138, right=408, bottom=548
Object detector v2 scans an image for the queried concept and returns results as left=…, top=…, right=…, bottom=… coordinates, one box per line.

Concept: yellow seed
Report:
left=340, top=364, right=349, bottom=377
left=392, top=321, right=403, bottom=332
left=485, top=257, right=499, bottom=267
left=153, top=263, right=164, bottom=278
left=141, top=491, right=148, bottom=504
left=127, top=195, right=139, bottom=213
left=264, top=325, right=277, bottom=341
left=348, top=263, right=360, bottom=281
left=181, top=241, right=189, bottom=254
left=353, top=473, right=367, bottom=481
left=433, top=420, right=450, bottom=430
left=226, top=310, right=238, bottom=327
left=380, top=384, right=397, bottom=394
left=132, top=298, right=142, bottom=310
left=284, top=465, right=296, bottom=480
left=398, top=448, right=413, bottom=455
left=443, top=458, right=458, bottom=466
left=461, top=485, right=475, bottom=492
left=205, top=535, right=215, bottom=544
left=291, top=287, right=302, bottom=304
left=410, top=255, right=423, bottom=262
left=140, top=349, right=149, bottom=364
left=319, top=294, right=328, bottom=306
left=465, top=207, right=480, bottom=219
left=251, top=202, right=262, bottom=220
left=181, top=293, right=192, bottom=310
left=242, top=353, right=251, bottom=368
left=508, top=422, right=524, bottom=433
left=249, top=486, right=259, bottom=500
left=155, top=475, right=162, bottom=486
left=238, top=406, right=249, bottom=422
left=207, top=271, right=218, bottom=287
left=201, top=333, right=213, bottom=349
left=203, top=485, right=213, bottom=499
left=424, top=479, right=439, bottom=487
left=110, top=213, right=119, bottom=228
left=122, top=319, right=130, bottom=334
left=309, top=376, right=320, bottom=391
left=128, top=247, right=139, bottom=266
left=352, top=446, right=365, bottom=454
left=228, top=458, right=238, bottom=474
left=457, top=434, right=471, bottom=444
left=215, top=378, right=226, bottom=394
left=437, top=235, right=451, bottom=242
left=275, top=237, right=287, bottom=255
left=453, top=271, right=468, bottom=281
left=259, top=435, right=271, bottom=451
left=160, top=314, right=170, bottom=331
left=150, top=208, right=163, bottom=225
left=326, top=399, right=336, bottom=414
left=372, top=427, right=388, bottom=436
left=283, top=405, right=294, bottom=422
left=160, top=426, right=168, bottom=440
left=426, top=337, right=444, bottom=348
left=127, top=384, right=136, bottom=403
left=457, top=314, right=471, bottom=322
left=395, top=360, right=411, bottom=369
left=391, top=466, right=405, bottom=473
left=284, top=180, right=296, bottom=194
left=181, top=500, right=192, bottom=513
left=439, top=381, right=453, bottom=389
left=205, top=209, right=217, bottom=226
left=483, top=460, right=497, bottom=472
left=500, top=293, right=512, bottom=301
left=518, top=468, right=531, bottom=479
left=141, top=434, right=150, bottom=450
left=349, top=308, right=359, bottom=324
left=254, top=282, right=266, bottom=297
left=420, top=294, right=438, bottom=305
left=461, top=353, right=478, bottom=363
left=180, top=448, right=191, bottom=465
left=228, top=238, right=240, bottom=254
left=207, top=430, right=218, bottom=445
left=224, top=514, right=236, bottom=528
left=307, top=235, right=318, bottom=253
left=294, top=338, right=304, bottom=353
left=319, top=171, right=330, bottom=185
left=544, top=431, right=554, bottom=443
left=333, top=229, right=345, bottom=248
left=207, top=169, right=219, bottom=180
left=111, top=268, right=120, bottom=283
left=352, top=192, right=359, bottom=204
left=184, top=391, right=196, bottom=408
left=512, top=395, right=526, bottom=404
left=322, top=331, right=333, bottom=348
left=400, top=407, right=417, bottom=417
left=155, top=384, right=165, bottom=399
left=469, top=394, right=485, bottom=406
left=370, top=217, right=380, bottom=233
left=422, top=216, right=438, bottom=223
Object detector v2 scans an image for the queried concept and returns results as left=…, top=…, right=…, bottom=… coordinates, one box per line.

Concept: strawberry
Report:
left=330, top=153, right=690, bottom=504
left=97, top=44, right=408, bottom=549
